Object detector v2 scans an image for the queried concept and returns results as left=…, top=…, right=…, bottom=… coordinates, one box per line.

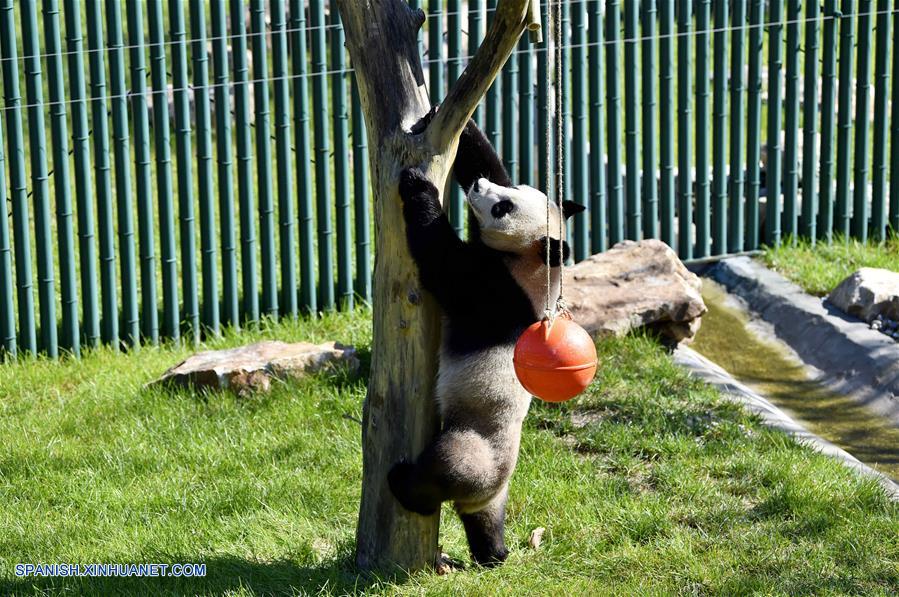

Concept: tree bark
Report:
left=335, top=0, right=529, bottom=572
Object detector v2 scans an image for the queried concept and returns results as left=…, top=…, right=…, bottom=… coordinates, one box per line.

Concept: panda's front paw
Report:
left=399, top=168, right=438, bottom=203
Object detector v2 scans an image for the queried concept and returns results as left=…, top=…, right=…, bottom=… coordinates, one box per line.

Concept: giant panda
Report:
left=388, top=120, right=585, bottom=567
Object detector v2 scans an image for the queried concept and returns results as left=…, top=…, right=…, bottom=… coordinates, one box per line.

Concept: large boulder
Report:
left=152, top=341, right=359, bottom=396
left=564, top=239, right=707, bottom=344
left=827, top=268, right=899, bottom=322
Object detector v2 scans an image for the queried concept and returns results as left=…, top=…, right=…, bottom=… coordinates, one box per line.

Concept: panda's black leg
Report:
left=457, top=487, right=509, bottom=567
left=387, top=460, right=442, bottom=516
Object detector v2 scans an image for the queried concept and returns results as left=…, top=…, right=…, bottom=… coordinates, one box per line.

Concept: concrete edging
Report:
left=674, top=346, right=899, bottom=500
left=707, top=257, right=899, bottom=426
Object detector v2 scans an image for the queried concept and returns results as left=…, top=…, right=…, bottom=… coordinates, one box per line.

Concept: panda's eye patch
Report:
left=491, top=200, right=515, bottom=218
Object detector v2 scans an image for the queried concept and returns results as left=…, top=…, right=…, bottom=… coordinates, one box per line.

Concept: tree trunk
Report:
left=334, top=0, right=530, bottom=572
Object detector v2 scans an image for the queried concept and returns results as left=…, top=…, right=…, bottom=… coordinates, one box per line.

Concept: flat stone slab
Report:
left=828, top=267, right=899, bottom=323
left=674, top=346, right=899, bottom=500
left=709, top=257, right=899, bottom=426
left=153, top=341, right=359, bottom=395
left=565, top=239, right=707, bottom=344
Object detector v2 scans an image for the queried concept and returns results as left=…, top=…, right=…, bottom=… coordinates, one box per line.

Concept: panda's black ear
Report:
left=562, top=200, right=586, bottom=219
left=539, top=237, right=571, bottom=267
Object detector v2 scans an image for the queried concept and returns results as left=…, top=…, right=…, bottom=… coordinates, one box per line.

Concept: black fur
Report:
left=399, top=169, right=537, bottom=355
left=453, top=120, right=513, bottom=191
left=458, top=503, right=509, bottom=567
left=540, top=236, right=571, bottom=267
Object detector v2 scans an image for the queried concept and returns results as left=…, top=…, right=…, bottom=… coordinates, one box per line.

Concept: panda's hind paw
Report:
left=388, top=461, right=440, bottom=516
left=399, top=168, right=438, bottom=203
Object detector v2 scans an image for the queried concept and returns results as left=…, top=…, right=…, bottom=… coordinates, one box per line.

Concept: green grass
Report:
left=1, top=310, right=897, bottom=595
left=760, top=236, right=899, bottom=296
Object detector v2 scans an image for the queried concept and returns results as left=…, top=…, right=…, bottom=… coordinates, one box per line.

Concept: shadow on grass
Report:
left=1, top=553, right=410, bottom=596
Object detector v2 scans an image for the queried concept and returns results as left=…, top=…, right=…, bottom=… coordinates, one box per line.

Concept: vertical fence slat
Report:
left=108, top=0, right=139, bottom=348
left=800, top=0, right=820, bottom=242
left=429, top=0, right=444, bottom=104
left=43, top=0, right=78, bottom=355
left=469, top=0, right=485, bottom=127
left=502, top=32, right=519, bottom=183
left=727, top=0, right=745, bottom=254
left=870, top=0, right=891, bottom=240
left=659, top=0, right=675, bottom=248
left=21, top=0, right=58, bottom=357
left=170, top=0, right=198, bottom=342
left=606, top=0, right=624, bottom=245
left=519, top=38, right=535, bottom=186
left=148, top=0, right=178, bottom=342
left=86, top=0, right=118, bottom=348
left=64, top=0, right=99, bottom=349
left=819, top=0, right=838, bottom=242
left=127, top=0, right=158, bottom=345
left=623, top=0, right=640, bottom=241
left=835, top=0, right=855, bottom=238
left=694, top=0, right=711, bottom=257
left=310, top=0, right=335, bottom=311
left=449, top=0, right=464, bottom=235
left=588, top=0, right=606, bottom=253
left=852, top=1, right=874, bottom=241
left=641, top=1, right=658, bottom=241
left=891, top=0, right=899, bottom=232
left=250, top=0, right=277, bottom=318
left=352, top=79, right=372, bottom=304
left=766, top=0, right=784, bottom=246
left=537, top=0, right=551, bottom=197
left=0, top=1, right=34, bottom=355
left=745, top=0, right=764, bottom=250
left=571, top=1, right=588, bottom=258
left=191, top=1, right=220, bottom=335
left=0, top=103, right=14, bottom=355
left=233, top=0, right=259, bottom=321
left=712, top=0, right=728, bottom=254
left=782, top=0, right=801, bottom=241
left=677, top=0, right=692, bottom=259
left=447, top=0, right=462, bottom=226
left=211, top=0, right=240, bottom=326
left=331, top=7, right=353, bottom=309
left=485, top=0, right=501, bottom=154
left=289, top=0, right=316, bottom=313
left=273, top=0, right=297, bottom=315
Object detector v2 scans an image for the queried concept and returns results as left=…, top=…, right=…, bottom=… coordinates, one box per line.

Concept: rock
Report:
left=827, top=268, right=899, bottom=323
left=528, top=527, right=546, bottom=550
left=153, top=341, right=359, bottom=394
left=564, top=239, right=707, bottom=344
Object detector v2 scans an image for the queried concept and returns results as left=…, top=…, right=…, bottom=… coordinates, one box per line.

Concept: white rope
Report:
left=543, top=1, right=553, bottom=320
left=554, top=0, right=565, bottom=318
left=542, top=0, right=565, bottom=325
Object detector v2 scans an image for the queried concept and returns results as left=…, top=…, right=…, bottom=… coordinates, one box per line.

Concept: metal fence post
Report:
left=43, top=0, right=78, bottom=355
left=148, top=0, right=179, bottom=342
left=745, top=0, right=764, bottom=250
left=127, top=0, right=158, bottom=345
left=211, top=0, right=240, bottom=327
left=290, top=0, right=317, bottom=313
left=273, top=0, right=298, bottom=315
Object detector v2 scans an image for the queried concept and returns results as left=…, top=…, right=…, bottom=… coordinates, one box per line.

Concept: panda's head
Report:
left=468, top=177, right=585, bottom=263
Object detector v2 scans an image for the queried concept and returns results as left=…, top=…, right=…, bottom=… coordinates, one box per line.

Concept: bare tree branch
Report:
left=426, top=0, right=530, bottom=152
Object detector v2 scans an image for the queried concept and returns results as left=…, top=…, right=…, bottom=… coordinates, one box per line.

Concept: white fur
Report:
left=468, top=178, right=565, bottom=253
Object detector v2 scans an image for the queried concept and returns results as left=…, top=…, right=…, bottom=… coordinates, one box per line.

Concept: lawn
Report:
left=761, top=236, right=899, bottom=296
left=1, top=309, right=897, bottom=595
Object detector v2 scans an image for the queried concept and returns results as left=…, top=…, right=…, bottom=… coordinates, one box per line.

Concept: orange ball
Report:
left=513, top=315, right=598, bottom=403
